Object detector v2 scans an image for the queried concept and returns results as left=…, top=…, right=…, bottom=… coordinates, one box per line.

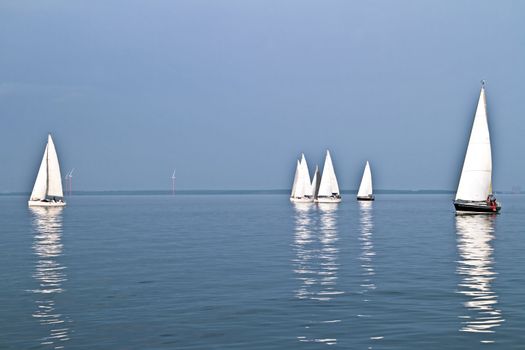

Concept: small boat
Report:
left=357, top=161, right=374, bottom=201
left=290, top=154, right=314, bottom=203
left=454, top=82, right=500, bottom=213
left=28, top=134, right=66, bottom=207
left=315, top=150, right=341, bottom=203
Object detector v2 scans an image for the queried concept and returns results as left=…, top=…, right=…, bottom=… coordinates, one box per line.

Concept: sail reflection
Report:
left=292, top=203, right=342, bottom=346
left=29, top=207, right=70, bottom=349
left=358, top=201, right=383, bottom=347
left=358, top=201, right=376, bottom=299
left=292, top=203, right=315, bottom=301
left=456, top=214, right=503, bottom=341
left=316, top=204, right=341, bottom=300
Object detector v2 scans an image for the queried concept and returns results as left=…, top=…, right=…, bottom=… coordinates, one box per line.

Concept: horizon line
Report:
left=3, top=188, right=519, bottom=196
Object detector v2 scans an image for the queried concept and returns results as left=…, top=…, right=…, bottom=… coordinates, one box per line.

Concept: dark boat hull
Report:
left=357, top=196, right=375, bottom=201
left=454, top=201, right=501, bottom=213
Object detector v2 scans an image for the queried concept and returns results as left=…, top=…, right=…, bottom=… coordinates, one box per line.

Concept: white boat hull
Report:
left=290, top=197, right=314, bottom=203
left=315, top=197, right=341, bottom=203
left=28, top=200, right=66, bottom=207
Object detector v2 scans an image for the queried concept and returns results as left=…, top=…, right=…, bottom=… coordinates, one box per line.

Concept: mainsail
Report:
left=455, top=85, right=492, bottom=202
left=317, top=150, right=340, bottom=197
left=298, top=154, right=312, bottom=197
left=357, top=161, right=373, bottom=198
left=46, top=135, right=64, bottom=198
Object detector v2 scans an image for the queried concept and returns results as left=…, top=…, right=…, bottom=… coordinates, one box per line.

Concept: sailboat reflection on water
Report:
left=456, top=214, right=504, bottom=342
left=29, top=207, right=70, bottom=348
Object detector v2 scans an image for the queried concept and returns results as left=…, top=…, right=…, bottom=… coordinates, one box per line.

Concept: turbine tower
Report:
left=64, top=169, right=74, bottom=196
left=171, top=169, right=176, bottom=195
left=68, top=168, right=74, bottom=196
left=64, top=172, right=70, bottom=196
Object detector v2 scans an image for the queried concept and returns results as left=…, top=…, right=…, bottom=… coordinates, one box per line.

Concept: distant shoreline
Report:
left=3, top=189, right=520, bottom=196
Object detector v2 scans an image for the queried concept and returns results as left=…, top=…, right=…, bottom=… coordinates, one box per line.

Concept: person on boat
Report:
left=486, top=195, right=497, bottom=210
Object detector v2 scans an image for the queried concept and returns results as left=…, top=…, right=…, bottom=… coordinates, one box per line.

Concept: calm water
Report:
left=1, top=194, right=525, bottom=349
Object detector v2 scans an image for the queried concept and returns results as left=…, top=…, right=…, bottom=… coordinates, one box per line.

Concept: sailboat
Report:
left=290, top=154, right=314, bottom=203
left=315, top=150, right=341, bottom=203
left=357, top=161, right=374, bottom=201
left=28, top=134, right=66, bottom=207
left=454, top=82, right=500, bottom=213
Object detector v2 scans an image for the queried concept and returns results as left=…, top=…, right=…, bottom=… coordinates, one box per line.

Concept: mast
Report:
left=45, top=136, right=50, bottom=197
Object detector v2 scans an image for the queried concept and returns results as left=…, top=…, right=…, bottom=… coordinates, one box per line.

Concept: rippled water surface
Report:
left=1, top=194, right=525, bottom=349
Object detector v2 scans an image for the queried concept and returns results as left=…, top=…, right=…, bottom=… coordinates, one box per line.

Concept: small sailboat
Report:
left=315, top=150, right=341, bottom=203
left=357, top=161, right=374, bottom=201
left=28, top=134, right=66, bottom=207
left=454, top=82, right=500, bottom=213
left=290, top=154, right=314, bottom=203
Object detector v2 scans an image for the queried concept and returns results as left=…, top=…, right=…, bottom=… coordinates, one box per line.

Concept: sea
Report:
left=1, top=194, right=524, bottom=349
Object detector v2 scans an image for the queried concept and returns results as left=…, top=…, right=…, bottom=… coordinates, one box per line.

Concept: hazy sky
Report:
left=1, top=0, right=524, bottom=191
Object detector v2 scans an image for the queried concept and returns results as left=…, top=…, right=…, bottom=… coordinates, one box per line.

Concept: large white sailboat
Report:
left=28, top=134, right=66, bottom=207
left=357, top=161, right=374, bottom=201
left=454, top=82, right=500, bottom=213
left=315, top=150, right=341, bottom=203
left=290, top=154, right=314, bottom=203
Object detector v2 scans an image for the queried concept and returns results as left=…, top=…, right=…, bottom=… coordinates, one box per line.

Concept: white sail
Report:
left=291, top=159, right=301, bottom=198
left=311, top=165, right=320, bottom=198
left=299, top=154, right=313, bottom=197
left=46, top=135, right=64, bottom=198
left=317, top=150, right=340, bottom=197
left=30, top=144, right=49, bottom=201
left=357, top=161, right=373, bottom=198
left=455, top=86, right=492, bottom=202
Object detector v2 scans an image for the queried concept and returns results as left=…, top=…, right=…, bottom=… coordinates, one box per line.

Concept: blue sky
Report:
left=1, top=1, right=524, bottom=191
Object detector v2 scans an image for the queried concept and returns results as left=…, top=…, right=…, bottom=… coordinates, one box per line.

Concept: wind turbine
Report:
left=64, top=173, right=69, bottom=195
left=171, top=169, right=176, bottom=195
left=68, top=168, right=74, bottom=196
left=64, top=168, right=74, bottom=196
